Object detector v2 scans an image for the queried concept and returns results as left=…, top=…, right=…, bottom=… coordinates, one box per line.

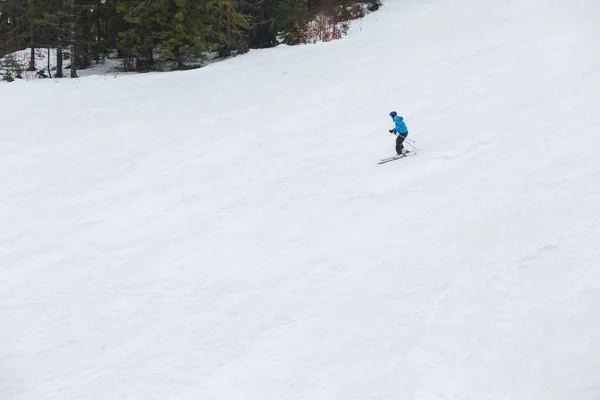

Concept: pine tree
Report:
left=209, top=0, right=250, bottom=58
left=31, top=0, right=66, bottom=77
left=245, top=0, right=307, bottom=48
left=0, top=0, right=30, bottom=55
left=116, top=0, right=161, bottom=70
left=152, top=0, right=213, bottom=69
left=90, top=0, right=119, bottom=63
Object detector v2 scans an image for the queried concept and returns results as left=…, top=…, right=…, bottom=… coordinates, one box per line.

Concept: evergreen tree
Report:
left=0, top=0, right=30, bottom=55
left=152, top=0, right=214, bottom=69
left=116, top=0, right=162, bottom=70
left=209, top=0, right=250, bottom=58
left=90, top=0, right=119, bottom=63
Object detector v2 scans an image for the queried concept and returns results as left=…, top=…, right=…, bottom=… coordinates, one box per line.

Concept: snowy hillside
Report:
left=2, top=0, right=600, bottom=399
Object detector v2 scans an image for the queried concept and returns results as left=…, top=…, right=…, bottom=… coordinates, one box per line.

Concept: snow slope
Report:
left=2, top=0, right=600, bottom=398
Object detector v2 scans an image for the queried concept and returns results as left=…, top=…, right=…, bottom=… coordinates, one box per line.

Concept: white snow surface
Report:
left=2, top=0, right=600, bottom=398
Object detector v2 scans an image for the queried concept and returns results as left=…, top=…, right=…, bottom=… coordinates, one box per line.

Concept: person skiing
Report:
left=388, top=111, right=409, bottom=156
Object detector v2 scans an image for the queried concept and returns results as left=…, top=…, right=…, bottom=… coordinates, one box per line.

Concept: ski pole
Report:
left=404, top=140, right=420, bottom=151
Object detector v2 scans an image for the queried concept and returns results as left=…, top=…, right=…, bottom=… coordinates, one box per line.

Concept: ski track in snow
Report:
left=2, top=0, right=600, bottom=399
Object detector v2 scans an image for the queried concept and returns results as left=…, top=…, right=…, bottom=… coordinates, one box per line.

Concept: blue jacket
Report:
left=392, top=116, right=408, bottom=134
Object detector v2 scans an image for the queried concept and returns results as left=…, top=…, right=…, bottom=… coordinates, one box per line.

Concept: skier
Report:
left=388, top=111, right=409, bottom=156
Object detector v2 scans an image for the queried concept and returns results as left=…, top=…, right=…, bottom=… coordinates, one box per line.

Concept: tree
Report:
left=31, top=0, right=66, bottom=77
left=90, top=0, right=119, bottom=63
left=116, top=0, right=161, bottom=70
left=209, top=0, right=250, bottom=58
left=244, top=0, right=307, bottom=48
left=0, top=0, right=30, bottom=56
left=117, top=0, right=248, bottom=71
left=152, top=0, right=214, bottom=69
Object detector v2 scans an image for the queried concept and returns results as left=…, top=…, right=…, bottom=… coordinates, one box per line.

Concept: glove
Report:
left=389, top=129, right=395, bottom=134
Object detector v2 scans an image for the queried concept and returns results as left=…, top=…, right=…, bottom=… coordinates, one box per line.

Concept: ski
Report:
left=378, top=155, right=404, bottom=164
left=378, top=151, right=417, bottom=164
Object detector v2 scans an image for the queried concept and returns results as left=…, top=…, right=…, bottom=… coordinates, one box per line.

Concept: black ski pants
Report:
left=396, top=133, right=408, bottom=154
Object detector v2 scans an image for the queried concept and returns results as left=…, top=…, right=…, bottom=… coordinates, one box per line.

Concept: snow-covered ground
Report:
left=0, top=48, right=233, bottom=81
left=2, top=0, right=600, bottom=398
left=0, top=48, right=126, bottom=80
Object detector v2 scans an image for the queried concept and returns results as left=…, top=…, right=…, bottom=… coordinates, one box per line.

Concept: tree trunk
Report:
left=28, top=45, right=36, bottom=71
left=56, top=1, right=64, bottom=78
left=28, top=24, right=36, bottom=71
left=56, top=47, right=63, bottom=77
left=94, top=2, right=102, bottom=63
left=69, top=0, right=78, bottom=78
left=80, top=7, right=90, bottom=68
left=70, top=43, right=77, bottom=77
left=47, top=48, right=52, bottom=78
left=226, top=2, right=231, bottom=56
